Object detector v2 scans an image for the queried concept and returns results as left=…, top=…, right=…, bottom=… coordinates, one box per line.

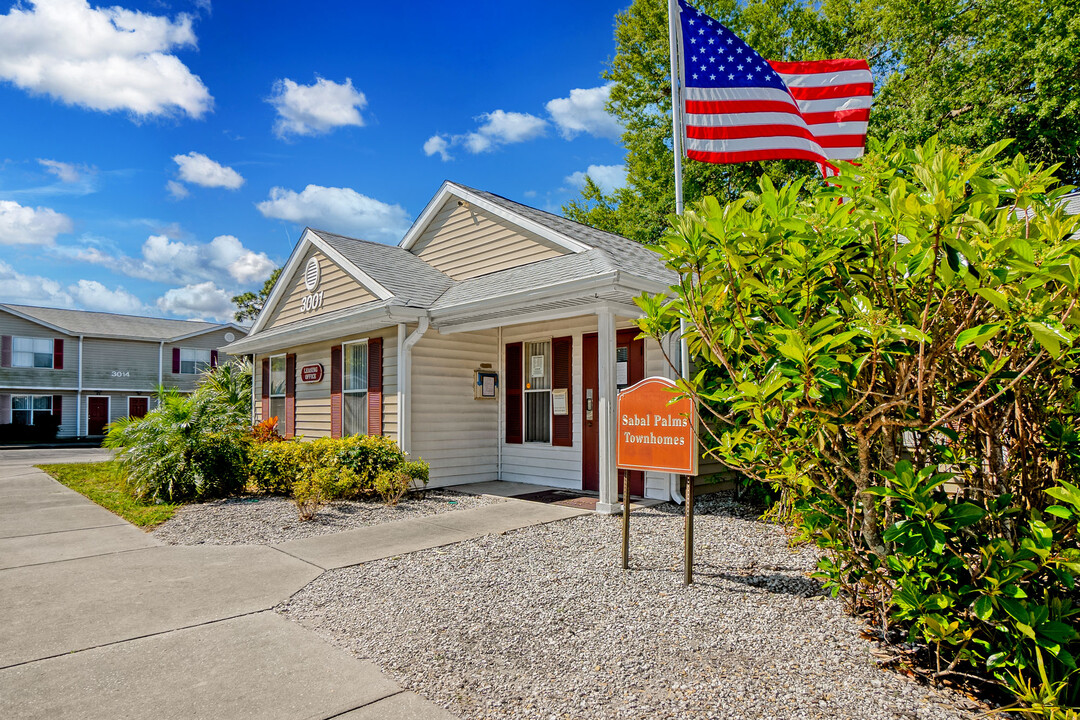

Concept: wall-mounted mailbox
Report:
left=474, top=370, right=498, bottom=399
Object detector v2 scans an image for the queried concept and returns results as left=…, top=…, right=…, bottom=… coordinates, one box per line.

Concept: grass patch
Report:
left=37, top=461, right=182, bottom=529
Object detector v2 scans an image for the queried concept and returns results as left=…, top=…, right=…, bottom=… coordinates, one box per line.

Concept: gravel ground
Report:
left=278, top=494, right=985, bottom=720
left=152, top=491, right=501, bottom=545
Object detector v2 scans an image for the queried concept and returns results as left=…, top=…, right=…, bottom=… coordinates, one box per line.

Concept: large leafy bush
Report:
left=638, top=138, right=1080, bottom=713
left=104, top=361, right=252, bottom=502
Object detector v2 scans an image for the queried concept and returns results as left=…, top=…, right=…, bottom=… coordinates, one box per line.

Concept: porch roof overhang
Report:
left=222, top=302, right=425, bottom=355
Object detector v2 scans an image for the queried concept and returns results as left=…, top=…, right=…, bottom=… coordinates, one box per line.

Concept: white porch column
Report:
left=596, top=308, right=619, bottom=514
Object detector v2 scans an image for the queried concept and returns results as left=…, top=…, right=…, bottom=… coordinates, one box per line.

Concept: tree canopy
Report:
left=231, top=267, right=281, bottom=324
left=566, top=0, right=1080, bottom=244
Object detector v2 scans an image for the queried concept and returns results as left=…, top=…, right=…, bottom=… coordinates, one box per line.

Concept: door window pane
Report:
left=524, top=340, right=551, bottom=443
left=524, top=392, right=550, bottom=443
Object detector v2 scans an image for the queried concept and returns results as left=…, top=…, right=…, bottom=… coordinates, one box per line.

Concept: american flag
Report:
left=676, top=0, right=872, bottom=174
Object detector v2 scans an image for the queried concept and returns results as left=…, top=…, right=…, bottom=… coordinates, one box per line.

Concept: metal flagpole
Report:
left=666, top=0, right=690, bottom=381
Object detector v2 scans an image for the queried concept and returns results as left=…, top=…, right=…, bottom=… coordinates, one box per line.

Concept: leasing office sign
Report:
left=616, top=377, right=697, bottom=475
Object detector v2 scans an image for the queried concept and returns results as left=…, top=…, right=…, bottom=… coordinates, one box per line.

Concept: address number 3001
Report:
left=299, top=291, right=325, bottom=313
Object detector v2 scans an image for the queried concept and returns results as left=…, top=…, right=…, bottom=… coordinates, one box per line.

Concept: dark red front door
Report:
left=128, top=397, right=149, bottom=419
left=582, top=329, right=645, bottom=495
left=88, top=397, right=109, bottom=436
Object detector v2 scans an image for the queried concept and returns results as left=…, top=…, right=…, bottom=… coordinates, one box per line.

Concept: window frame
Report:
left=341, top=339, right=369, bottom=436
left=12, top=336, right=54, bottom=369
left=522, top=338, right=552, bottom=444
left=11, top=394, right=53, bottom=425
left=179, top=347, right=212, bottom=375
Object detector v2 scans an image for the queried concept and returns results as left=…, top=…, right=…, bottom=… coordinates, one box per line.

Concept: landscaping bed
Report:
left=278, top=494, right=984, bottom=720
left=153, top=490, right=502, bottom=545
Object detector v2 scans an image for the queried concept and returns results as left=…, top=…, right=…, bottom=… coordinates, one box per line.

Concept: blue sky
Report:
left=0, top=0, right=630, bottom=321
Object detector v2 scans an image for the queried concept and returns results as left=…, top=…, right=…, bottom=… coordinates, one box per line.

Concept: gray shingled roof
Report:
left=1063, top=191, right=1080, bottom=217
left=433, top=250, right=626, bottom=310
left=311, top=229, right=454, bottom=307
left=0, top=304, right=236, bottom=341
left=449, top=182, right=677, bottom=286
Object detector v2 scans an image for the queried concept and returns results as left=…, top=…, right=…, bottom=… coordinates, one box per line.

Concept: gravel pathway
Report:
left=153, top=491, right=501, bottom=545
left=278, top=494, right=984, bottom=720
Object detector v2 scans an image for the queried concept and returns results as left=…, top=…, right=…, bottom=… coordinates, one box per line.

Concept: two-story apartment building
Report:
left=0, top=304, right=245, bottom=439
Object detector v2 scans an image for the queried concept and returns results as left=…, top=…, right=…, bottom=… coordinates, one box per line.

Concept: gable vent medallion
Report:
left=304, top=257, right=321, bottom=292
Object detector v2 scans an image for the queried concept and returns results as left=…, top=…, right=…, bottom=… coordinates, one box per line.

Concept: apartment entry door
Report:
left=87, top=397, right=109, bottom=436
left=582, top=329, right=645, bottom=496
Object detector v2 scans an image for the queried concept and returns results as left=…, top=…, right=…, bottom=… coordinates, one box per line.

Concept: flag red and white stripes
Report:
left=675, top=0, right=872, bottom=175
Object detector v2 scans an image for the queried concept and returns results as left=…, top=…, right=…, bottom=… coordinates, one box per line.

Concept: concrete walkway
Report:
left=0, top=449, right=588, bottom=719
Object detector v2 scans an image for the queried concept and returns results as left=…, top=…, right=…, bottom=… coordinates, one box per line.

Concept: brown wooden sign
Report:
left=300, top=364, right=324, bottom=383
left=616, top=376, right=697, bottom=475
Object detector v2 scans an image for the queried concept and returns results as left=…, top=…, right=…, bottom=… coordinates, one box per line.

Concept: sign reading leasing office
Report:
left=616, top=376, right=697, bottom=475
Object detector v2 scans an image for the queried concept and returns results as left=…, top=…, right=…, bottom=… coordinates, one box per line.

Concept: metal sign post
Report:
left=622, top=474, right=631, bottom=570
left=684, top=475, right=694, bottom=585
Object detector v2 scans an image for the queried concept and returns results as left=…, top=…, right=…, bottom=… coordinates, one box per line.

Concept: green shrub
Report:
left=247, top=440, right=305, bottom=495
left=292, top=466, right=338, bottom=522
left=374, top=460, right=429, bottom=506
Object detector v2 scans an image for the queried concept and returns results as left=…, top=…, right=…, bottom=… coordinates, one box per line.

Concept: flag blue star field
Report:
left=676, top=0, right=872, bottom=173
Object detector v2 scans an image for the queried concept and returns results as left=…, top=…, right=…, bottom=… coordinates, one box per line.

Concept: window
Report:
left=269, top=355, right=287, bottom=422
left=12, top=395, right=51, bottom=425
left=343, top=341, right=368, bottom=436
left=12, top=337, right=53, bottom=368
left=180, top=348, right=212, bottom=375
left=523, top=340, right=551, bottom=443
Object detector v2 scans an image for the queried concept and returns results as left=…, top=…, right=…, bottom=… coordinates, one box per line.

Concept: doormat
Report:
left=513, top=490, right=599, bottom=511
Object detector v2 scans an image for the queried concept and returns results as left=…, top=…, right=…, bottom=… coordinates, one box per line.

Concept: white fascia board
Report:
left=247, top=231, right=313, bottom=335
left=307, top=231, right=393, bottom=301
left=248, top=228, right=394, bottom=337
left=224, top=305, right=424, bottom=355
left=399, top=183, right=591, bottom=255
left=0, top=306, right=77, bottom=337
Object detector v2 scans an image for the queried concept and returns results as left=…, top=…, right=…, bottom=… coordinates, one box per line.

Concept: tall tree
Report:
left=231, top=267, right=281, bottom=324
left=567, top=0, right=1080, bottom=243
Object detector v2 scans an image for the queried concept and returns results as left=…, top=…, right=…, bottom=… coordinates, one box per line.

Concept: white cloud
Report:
left=172, top=151, right=243, bottom=189
left=38, top=159, right=82, bottom=182
left=71, top=233, right=275, bottom=286
left=0, top=0, right=212, bottom=118
left=463, top=110, right=547, bottom=153
left=68, top=279, right=148, bottom=313
left=546, top=84, right=623, bottom=141
left=156, top=281, right=234, bottom=321
left=565, top=164, right=628, bottom=195
left=166, top=180, right=189, bottom=199
left=269, top=76, right=366, bottom=138
left=257, top=184, right=410, bottom=243
left=0, top=260, right=151, bottom=314
left=0, top=199, right=73, bottom=245
left=423, top=134, right=452, bottom=162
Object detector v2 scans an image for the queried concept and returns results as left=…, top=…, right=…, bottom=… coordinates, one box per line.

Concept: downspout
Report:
left=397, top=323, right=406, bottom=445
left=250, top=354, right=256, bottom=427
left=497, top=325, right=502, bottom=481
left=400, top=316, right=429, bottom=455
left=157, top=340, right=164, bottom=414
left=76, top=335, right=83, bottom=437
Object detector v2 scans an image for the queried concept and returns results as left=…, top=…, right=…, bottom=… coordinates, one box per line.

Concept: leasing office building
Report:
left=0, top=304, right=245, bottom=438
left=225, top=182, right=684, bottom=512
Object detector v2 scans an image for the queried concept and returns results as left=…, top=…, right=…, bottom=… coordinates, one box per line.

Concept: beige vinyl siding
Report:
left=500, top=317, right=594, bottom=488
left=411, top=201, right=569, bottom=280
left=0, top=310, right=77, bottom=389
left=263, top=248, right=376, bottom=330
left=253, top=326, right=398, bottom=441
left=409, top=328, right=499, bottom=487
left=500, top=316, right=672, bottom=497
left=81, top=338, right=160, bottom=391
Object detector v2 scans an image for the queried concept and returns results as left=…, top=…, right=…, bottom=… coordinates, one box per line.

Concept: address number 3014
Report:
left=299, top=291, right=324, bottom=313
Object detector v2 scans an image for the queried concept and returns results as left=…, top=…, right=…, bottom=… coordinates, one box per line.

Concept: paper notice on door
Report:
left=617, top=360, right=628, bottom=387
left=531, top=355, right=545, bottom=378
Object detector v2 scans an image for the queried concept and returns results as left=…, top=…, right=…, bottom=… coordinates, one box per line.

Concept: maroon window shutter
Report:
left=552, top=336, right=572, bottom=447
left=172, top=348, right=181, bottom=373
left=330, top=345, right=342, bottom=438
left=505, top=342, right=523, bottom=444
left=0, top=394, right=10, bottom=424
left=53, top=339, right=64, bottom=370
left=210, top=349, right=219, bottom=368
left=1, top=336, right=10, bottom=367
left=260, top=358, right=270, bottom=422
left=367, top=337, right=383, bottom=435
left=52, top=395, right=63, bottom=424
left=284, top=353, right=296, bottom=438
